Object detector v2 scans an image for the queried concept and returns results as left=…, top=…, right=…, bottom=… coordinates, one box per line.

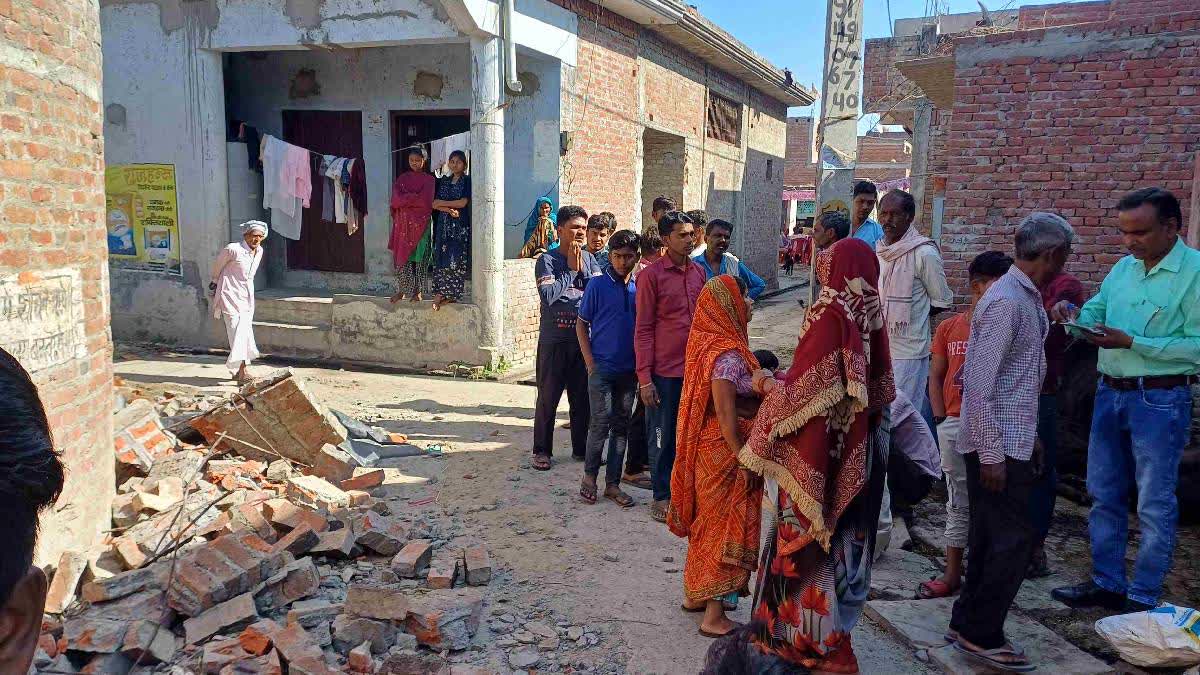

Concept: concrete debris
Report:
left=44, top=372, right=501, bottom=672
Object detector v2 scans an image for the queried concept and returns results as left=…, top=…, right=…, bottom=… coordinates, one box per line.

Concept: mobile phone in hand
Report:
left=1065, top=320, right=1105, bottom=337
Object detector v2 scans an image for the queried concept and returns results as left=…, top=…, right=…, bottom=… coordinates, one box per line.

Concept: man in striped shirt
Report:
left=948, top=213, right=1072, bottom=673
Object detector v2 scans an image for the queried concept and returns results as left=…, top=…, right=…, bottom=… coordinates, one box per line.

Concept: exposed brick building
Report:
left=0, top=0, right=115, bottom=563
left=783, top=117, right=912, bottom=189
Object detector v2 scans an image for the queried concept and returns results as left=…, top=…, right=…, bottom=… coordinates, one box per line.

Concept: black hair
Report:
left=657, top=210, right=694, bottom=238
left=1118, top=187, right=1182, bottom=228
left=818, top=211, right=851, bottom=240
left=882, top=189, right=917, bottom=218
left=652, top=195, right=677, bottom=213
left=608, top=229, right=640, bottom=253
left=403, top=147, right=427, bottom=172
left=0, top=349, right=64, bottom=608
left=968, top=250, right=1014, bottom=281
left=587, top=214, right=613, bottom=232
left=701, top=623, right=797, bottom=675
left=686, top=210, right=709, bottom=227
left=752, top=349, right=780, bottom=370
left=706, top=219, right=734, bottom=236
left=557, top=205, right=588, bottom=226
left=599, top=211, right=617, bottom=230
left=733, top=274, right=748, bottom=297
left=448, top=149, right=468, bottom=167
left=852, top=180, right=878, bottom=198
left=640, top=226, right=663, bottom=256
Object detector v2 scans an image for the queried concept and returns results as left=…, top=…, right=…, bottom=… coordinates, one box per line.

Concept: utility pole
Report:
left=811, top=0, right=865, bottom=305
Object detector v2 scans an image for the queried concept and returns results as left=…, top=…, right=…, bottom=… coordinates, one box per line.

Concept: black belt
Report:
left=1101, top=374, right=1197, bottom=391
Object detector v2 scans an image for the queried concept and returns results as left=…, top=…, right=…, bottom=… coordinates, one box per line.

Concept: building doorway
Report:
left=282, top=109, right=365, bottom=273
left=390, top=110, right=470, bottom=179
left=641, top=129, right=686, bottom=231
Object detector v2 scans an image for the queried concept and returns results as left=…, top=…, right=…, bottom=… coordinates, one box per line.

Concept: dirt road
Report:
left=113, top=289, right=930, bottom=673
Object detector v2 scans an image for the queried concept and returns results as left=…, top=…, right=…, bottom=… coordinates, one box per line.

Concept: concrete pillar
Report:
left=786, top=199, right=799, bottom=231
left=471, top=36, right=506, bottom=361
left=910, top=97, right=933, bottom=233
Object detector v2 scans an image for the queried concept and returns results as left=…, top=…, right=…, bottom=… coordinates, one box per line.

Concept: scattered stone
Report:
left=332, top=614, right=397, bottom=654
left=348, top=641, right=374, bottom=673
left=356, top=520, right=409, bottom=556
left=120, top=618, right=178, bottom=664
left=377, top=649, right=447, bottom=674
left=201, top=636, right=246, bottom=673
left=427, top=553, right=460, bottom=589
left=45, top=551, right=88, bottom=614
left=253, top=557, right=320, bottom=613
left=392, top=540, right=433, bottom=577
left=314, top=443, right=359, bottom=483
left=310, top=527, right=358, bottom=559
left=344, top=582, right=411, bottom=621
left=111, top=493, right=140, bottom=528
left=286, top=475, right=351, bottom=511
left=514, top=630, right=536, bottom=644
left=526, top=622, right=557, bottom=640
left=567, top=626, right=584, bottom=641
left=268, top=621, right=326, bottom=665
left=463, top=546, right=491, bottom=586
left=239, top=619, right=280, bottom=656
left=270, top=523, right=320, bottom=557
left=509, top=648, right=541, bottom=669
left=265, top=459, right=294, bottom=482
left=602, top=553, right=618, bottom=562
left=229, top=502, right=278, bottom=543
left=405, top=588, right=483, bottom=651
left=111, top=536, right=149, bottom=570
left=80, top=652, right=134, bottom=673
left=539, top=636, right=561, bottom=651
left=63, top=615, right=129, bottom=654
left=286, top=599, right=343, bottom=629
left=662, top=556, right=674, bottom=563
left=183, top=592, right=258, bottom=645
left=262, top=498, right=328, bottom=533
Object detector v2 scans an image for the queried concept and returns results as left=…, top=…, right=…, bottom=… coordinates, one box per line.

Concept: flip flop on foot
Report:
left=532, top=454, right=552, bottom=471
left=681, top=602, right=705, bottom=613
left=622, top=472, right=652, bottom=490
left=650, top=499, right=670, bottom=523
left=917, top=577, right=960, bottom=599
left=698, top=620, right=740, bottom=639
left=604, top=486, right=634, bottom=508
left=389, top=292, right=406, bottom=304
left=579, top=478, right=597, bottom=504
left=954, top=639, right=1034, bottom=672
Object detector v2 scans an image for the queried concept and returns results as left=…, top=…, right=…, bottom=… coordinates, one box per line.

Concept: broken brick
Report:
left=310, top=527, right=358, bottom=559
left=229, top=502, right=278, bottom=543
left=346, top=490, right=373, bottom=507
left=286, top=474, right=351, bottom=511
left=132, top=488, right=181, bottom=514
left=265, top=459, right=294, bottom=482
left=81, top=652, right=135, bottom=673
left=224, top=649, right=284, bottom=675
left=111, top=492, right=140, bottom=528
left=463, top=546, right=491, bottom=586
left=45, top=551, right=88, bottom=614
left=183, top=592, right=258, bottom=645
left=81, top=564, right=165, bottom=603
left=113, top=399, right=174, bottom=481
left=270, top=621, right=326, bottom=665
left=313, top=443, right=359, bottom=483
left=112, top=535, right=149, bottom=570
left=144, top=449, right=206, bottom=489
left=254, top=557, right=319, bottom=613
left=120, top=618, right=178, bottom=664
left=391, top=540, right=433, bottom=577
left=404, top=588, right=483, bottom=651
left=239, top=619, right=281, bottom=656
left=355, top=521, right=409, bottom=556
left=331, top=614, right=397, bottom=655
left=348, top=641, right=373, bottom=673
left=269, top=523, right=319, bottom=557
left=202, top=636, right=247, bottom=674
left=286, top=599, right=343, bottom=629
left=340, top=469, right=385, bottom=491
left=262, top=498, right=328, bottom=533
left=168, top=533, right=289, bottom=617
left=63, top=615, right=128, bottom=653
left=427, top=553, right=459, bottom=589
left=344, top=582, right=411, bottom=621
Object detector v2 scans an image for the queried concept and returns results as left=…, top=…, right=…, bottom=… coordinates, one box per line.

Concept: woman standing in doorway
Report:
left=431, top=150, right=472, bottom=310
left=389, top=148, right=435, bottom=303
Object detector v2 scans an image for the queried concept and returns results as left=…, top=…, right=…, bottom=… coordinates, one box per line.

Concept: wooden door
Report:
left=282, top=110, right=365, bottom=273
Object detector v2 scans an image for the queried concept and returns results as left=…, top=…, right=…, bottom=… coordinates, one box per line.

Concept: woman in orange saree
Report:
left=739, top=238, right=895, bottom=674
left=668, top=275, right=773, bottom=638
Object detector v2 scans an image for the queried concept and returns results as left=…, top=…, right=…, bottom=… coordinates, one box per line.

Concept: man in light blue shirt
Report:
left=851, top=180, right=884, bottom=250
left=689, top=218, right=766, bottom=300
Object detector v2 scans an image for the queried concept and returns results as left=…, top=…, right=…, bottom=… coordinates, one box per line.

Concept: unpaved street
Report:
left=113, top=288, right=930, bottom=674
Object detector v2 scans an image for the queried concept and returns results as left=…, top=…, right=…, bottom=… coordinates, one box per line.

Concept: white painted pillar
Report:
left=786, top=199, right=799, bottom=231
left=471, top=35, right=506, bottom=361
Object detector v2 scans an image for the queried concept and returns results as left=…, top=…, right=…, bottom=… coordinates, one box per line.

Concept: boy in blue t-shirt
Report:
left=576, top=229, right=641, bottom=507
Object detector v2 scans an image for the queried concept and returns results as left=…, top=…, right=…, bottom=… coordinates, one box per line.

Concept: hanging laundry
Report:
left=348, top=157, right=367, bottom=236
left=320, top=155, right=336, bottom=223
left=430, top=131, right=471, bottom=177
left=260, top=134, right=311, bottom=240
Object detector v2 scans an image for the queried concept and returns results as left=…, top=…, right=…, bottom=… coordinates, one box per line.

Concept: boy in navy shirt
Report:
left=576, top=229, right=641, bottom=507
left=532, top=205, right=602, bottom=470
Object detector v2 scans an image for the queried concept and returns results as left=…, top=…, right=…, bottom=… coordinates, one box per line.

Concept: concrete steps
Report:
left=254, top=290, right=334, bottom=359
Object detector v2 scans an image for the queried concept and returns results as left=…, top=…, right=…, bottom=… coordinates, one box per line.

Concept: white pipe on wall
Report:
left=502, top=0, right=523, bottom=93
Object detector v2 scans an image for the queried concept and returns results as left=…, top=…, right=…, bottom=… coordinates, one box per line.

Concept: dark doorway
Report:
left=390, top=110, right=470, bottom=179
left=282, top=110, right=365, bottom=273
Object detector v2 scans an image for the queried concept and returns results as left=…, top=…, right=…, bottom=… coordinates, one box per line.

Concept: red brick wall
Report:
left=0, top=0, right=114, bottom=563
left=1018, top=1, right=1112, bottom=29
left=864, top=36, right=922, bottom=116
left=784, top=121, right=911, bottom=189
left=784, top=117, right=815, bottom=187
left=940, top=13, right=1200, bottom=304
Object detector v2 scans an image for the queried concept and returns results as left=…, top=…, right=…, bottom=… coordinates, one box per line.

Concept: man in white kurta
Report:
left=210, top=221, right=267, bottom=382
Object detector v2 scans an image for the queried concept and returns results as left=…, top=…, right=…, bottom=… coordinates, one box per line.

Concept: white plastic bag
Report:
left=1095, top=605, right=1200, bottom=668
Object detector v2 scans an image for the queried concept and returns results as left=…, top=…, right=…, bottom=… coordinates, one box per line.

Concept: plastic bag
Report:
left=1095, top=605, right=1200, bottom=668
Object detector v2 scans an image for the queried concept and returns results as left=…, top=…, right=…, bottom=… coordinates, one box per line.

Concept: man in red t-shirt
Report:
left=918, top=251, right=1013, bottom=599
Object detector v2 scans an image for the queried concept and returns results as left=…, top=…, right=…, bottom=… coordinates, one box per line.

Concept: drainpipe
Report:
left=502, top=0, right=523, bottom=93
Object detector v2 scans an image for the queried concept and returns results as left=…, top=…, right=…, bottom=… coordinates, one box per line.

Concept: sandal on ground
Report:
left=650, top=500, right=670, bottom=523
left=604, top=486, right=634, bottom=508
left=953, top=641, right=1034, bottom=672
left=698, top=623, right=740, bottom=639
left=622, top=472, right=652, bottom=490
left=579, top=479, right=597, bottom=504
left=532, top=454, right=552, bottom=471
left=917, top=577, right=959, bottom=599
left=681, top=602, right=705, bottom=613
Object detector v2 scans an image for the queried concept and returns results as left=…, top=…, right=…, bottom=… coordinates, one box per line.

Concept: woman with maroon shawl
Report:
left=389, top=149, right=435, bottom=303
left=739, top=238, right=895, bottom=674
left=668, top=275, right=774, bottom=639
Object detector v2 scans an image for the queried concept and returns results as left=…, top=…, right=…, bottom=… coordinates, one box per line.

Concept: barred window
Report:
left=706, top=92, right=742, bottom=145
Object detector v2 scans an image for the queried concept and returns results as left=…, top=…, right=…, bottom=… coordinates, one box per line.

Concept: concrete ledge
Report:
left=329, top=295, right=488, bottom=368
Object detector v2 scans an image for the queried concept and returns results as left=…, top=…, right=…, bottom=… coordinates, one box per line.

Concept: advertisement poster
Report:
left=105, top=164, right=182, bottom=274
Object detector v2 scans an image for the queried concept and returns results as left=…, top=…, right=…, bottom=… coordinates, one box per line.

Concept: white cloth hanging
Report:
left=430, top=131, right=471, bottom=177
left=261, top=134, right=311, bottom=240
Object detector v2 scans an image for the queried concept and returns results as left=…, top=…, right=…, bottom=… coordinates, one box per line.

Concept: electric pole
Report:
left=811, top=0, right=865, bottom=305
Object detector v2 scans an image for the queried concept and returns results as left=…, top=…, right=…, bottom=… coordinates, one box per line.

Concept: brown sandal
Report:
left=532, top=454, right=552, bottom=471
left=605, top=487, right=634, bottom=508
left=580, top=479, right=597, bottom=504
left=650, top=500, right=670, bottom=523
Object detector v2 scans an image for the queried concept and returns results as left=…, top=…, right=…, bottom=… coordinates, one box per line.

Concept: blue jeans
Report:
left=647, top=375, right=684, bottom=502
left=584, top=370, right=637, bottom=486
left=1087, top=380, right=1192, bottom=605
